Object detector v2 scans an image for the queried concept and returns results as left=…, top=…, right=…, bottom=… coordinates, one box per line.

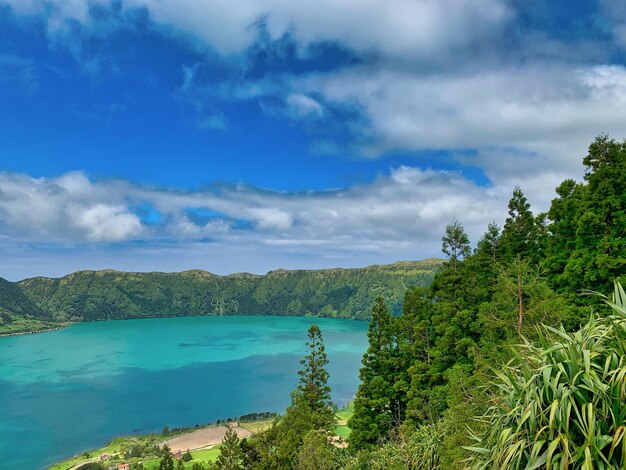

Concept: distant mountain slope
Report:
left=17, top=259, right=443, bottom=321
left=0, top=277, right=46, bottom=319
left=0, top=277, right=58, bottom=334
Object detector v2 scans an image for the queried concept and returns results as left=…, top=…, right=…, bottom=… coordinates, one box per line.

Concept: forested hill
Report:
left=12, top=259, right=442, bottom=323
left=0, top=277, right=47, bottom=321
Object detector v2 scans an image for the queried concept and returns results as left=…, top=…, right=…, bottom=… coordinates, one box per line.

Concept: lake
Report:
left=0, top=315, right=369, bottom=469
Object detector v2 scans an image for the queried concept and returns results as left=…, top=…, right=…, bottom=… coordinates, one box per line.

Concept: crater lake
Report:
left=0, top=315, right=369, bottom=469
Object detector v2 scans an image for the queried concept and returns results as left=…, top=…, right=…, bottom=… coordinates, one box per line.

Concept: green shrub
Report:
left=469, top=282, right=626, bottom=469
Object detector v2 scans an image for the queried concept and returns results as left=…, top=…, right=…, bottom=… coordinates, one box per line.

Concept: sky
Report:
left=0, top=0, right=625, bottom=280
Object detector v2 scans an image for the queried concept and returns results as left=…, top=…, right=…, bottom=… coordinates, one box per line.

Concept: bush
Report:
left=469, top=282, right=626, bottom=469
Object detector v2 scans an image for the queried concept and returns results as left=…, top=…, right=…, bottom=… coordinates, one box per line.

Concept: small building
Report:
left=118, top=464, right=130, bottom=470
left=227, top=421, right=238, bottom=428
left=100, top=454, right=110, bottom=461
left=171, top=449, right=182, bottom=460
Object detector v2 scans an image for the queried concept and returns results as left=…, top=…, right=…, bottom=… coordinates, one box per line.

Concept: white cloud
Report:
left=298, top=64, right=626, bottom=153
left=0, top=168, right=516, bottom=278
left=1, top=0, right=511, bottom=58
left=248, top=207, right=293, bottom=231
left=287, top=62, right=626, bottom=200
left=118, top=0, right=511, bottom=58
left=68, top=204, right=142, bottom=242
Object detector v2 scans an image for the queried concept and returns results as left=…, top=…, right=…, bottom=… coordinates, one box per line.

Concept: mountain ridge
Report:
left=5, top=259, right=441, bottom=327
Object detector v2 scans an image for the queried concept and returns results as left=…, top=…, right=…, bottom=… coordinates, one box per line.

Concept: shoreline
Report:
left=47, top=419, right=275, bottom=470
left=0, top=323, right=69, bottom=338
left=0, top=313, right=368, bottom=339
left=48, top=405, right=351, bottom=470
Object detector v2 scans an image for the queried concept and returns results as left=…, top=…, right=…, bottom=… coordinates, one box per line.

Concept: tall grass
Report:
left=469, top=282, right=626, bottom=469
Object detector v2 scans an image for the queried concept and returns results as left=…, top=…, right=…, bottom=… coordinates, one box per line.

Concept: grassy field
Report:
left=334, top=425, right=351, bottom=439
left=240, top=420, right=273, bottom=434
left=335, top=401, right=354, bottom=424
left=139, top=447, right=221, bottom=470
left=49, top=420, right=273, bottom=470
left=50, top=407, right=352, bottom=469
left=334, top=402, right=354, bottom=439
left=0, top=317, right=65, bottom=336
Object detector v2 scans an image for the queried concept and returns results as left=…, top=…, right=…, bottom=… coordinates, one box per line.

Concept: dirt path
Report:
left=163, top=426, right=251, bottom=452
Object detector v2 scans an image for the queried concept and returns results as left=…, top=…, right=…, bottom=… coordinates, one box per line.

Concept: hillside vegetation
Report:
left=0, top=277, right=62, bottom=335
left=0, top=259, right=441, bottom=331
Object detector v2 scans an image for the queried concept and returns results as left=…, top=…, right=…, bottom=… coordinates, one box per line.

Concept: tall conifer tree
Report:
left=441, top=219, right=471, bottom=269
left=500, top=186, right=537, bottom=261
left=215, top=428, right=243, bottom=470
left=297, top=324, right=334, bottom=424
left=267, top=324, right=335, bottom=467
left=349, top=297, right=397, bottom=450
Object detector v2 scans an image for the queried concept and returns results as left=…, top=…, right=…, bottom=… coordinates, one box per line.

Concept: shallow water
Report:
left=0, top=315, right=368, bottom=469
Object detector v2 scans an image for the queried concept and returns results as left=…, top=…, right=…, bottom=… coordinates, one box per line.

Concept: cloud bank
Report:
left=0, top=168, right=514, bottom=278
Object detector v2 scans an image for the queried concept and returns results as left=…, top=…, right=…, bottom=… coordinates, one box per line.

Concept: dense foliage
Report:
left=6, top=259, right=440, bottom=325
left=344, top=135, right=625, bottom=468
left=239, top=134, right=626, bottom=469
left=470, top=282, right=626, bottom=469
left=0, top=277, right=46, bottom=322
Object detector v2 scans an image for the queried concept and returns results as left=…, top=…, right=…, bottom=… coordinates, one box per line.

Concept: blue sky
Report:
left=0, top=0, right=625, bottom=279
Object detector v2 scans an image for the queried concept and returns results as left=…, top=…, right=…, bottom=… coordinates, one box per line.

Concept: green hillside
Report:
left=0, top=277, right=61, bottom=335
left=12, top=259, right=441, bottom=325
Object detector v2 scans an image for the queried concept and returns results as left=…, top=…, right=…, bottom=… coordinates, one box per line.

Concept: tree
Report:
left=567, top=135, right=626, bottom=297
left=215, top=428, right=243, bottom=470
left=500, top=186, right=538, bottom=262
left=296, top=430, right=340, bottom=470
left=402, top=288, right=438, bottom=427
left=544, top=179, right=584, bottom=288
left=239, top=437, right=261, bottom=469
left=349, top=297, right=398, bottom=450
left=475, top=221, right=501, bottom=263
left=158, top=445, right=174, bottom=470
left=441, top=219, right=471, bottom=269
left=175, top=459, right=185, bottom=470
left=297, top=324, right=335, bottom=426
left=261, top=324, right=336, bottom=468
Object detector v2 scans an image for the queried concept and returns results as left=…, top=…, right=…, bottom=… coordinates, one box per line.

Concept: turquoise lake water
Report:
left=0, top=315, right=369, bottom=469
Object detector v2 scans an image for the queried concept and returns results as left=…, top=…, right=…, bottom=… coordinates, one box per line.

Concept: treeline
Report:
left=195, top=134, right=626, bottom=469
left=341, top=134, right=626, bottom=467
left=216, top=412, right=278, bottom=425
left=5, top=260, right=440, bottom=324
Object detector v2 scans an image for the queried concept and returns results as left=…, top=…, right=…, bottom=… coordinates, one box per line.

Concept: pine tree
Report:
left=297, top=324, right=334, bottom=426
left=441, top=219, right=471, bottom=269
left=568, top=135, right=626, bottom=296
left=544, top=178, right=582, bottom=289
left=158, top=445, right=174, bottom=470
left=476, top=221, right=501, bottom=263
left=348, top=297, right=397, bottom=450
left=500, top=186, right=538, bottom=262
left=265, top=324, right=335, bottom=468
left=215, top=428, right=243, bottom=470
left=402, top=288, right=438, bottom=428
